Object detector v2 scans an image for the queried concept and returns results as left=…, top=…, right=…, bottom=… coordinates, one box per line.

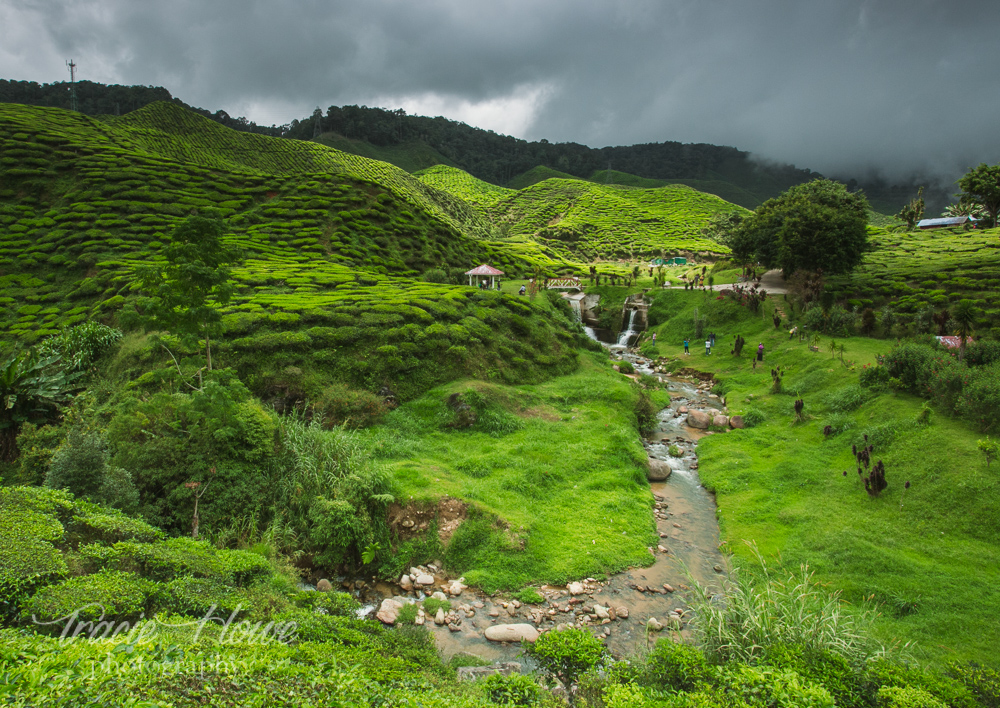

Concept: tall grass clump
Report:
left=687, top=544, right=887, bottom=666
left=270, top=417, right=394, bottom=570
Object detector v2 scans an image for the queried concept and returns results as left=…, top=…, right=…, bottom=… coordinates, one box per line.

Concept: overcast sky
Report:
left=3, top=0, right=999, bottom=185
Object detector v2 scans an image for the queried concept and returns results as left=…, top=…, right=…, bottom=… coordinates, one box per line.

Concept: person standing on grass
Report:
left=705, top=339, right=711, bottom=355
left=757, top=342, right=764, bottom=361
left=710, top=332, right=716, bottom=347
left=683, top=338, right=689, bottom=355
left=651, top=332, right=657, bottom=344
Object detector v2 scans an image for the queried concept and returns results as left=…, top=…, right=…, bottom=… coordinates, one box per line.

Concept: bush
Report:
left=947, top=661, right=1000, bottom=708
left=156, top=576, right=247, bottom=617
left=877, top=685, right=948, bottom=708
left=859, top=364, right=891, bottom=390
left=717, top=664, right=836, bottom=708
left=928, top=355, right=967, bottom=416
left=0, top=487, right=70, bottom=613
left=90, top=536, right=271, bottom=586
left=965, top=340, right=1000, bottom=368
left=482, top=673, right=541, bottom=706
left=312, top=383, right=388, bottom=429
left=884, top=343, right=936, bottom=395
left=644, top=639, right=711, bottom=692
left=958, top=362, right=1000, bottom=432
left=20, top=569, right=153, bottom=631
left=68, top=501, right=163, bottom=545
left=618, top=361, right=635, bottom=374
left=422, top=268, right=449, bottom=284
left=524, top=627, right=606, bottom=691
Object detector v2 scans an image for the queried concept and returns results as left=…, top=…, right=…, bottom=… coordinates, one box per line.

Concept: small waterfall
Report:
left=568, top=296, right=600, bottom=342
left=617, top=308, right=639, bottom=346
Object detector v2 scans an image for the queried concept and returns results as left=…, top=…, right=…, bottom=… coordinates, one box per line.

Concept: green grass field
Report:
left=643, top=289, right=1000, bottom=665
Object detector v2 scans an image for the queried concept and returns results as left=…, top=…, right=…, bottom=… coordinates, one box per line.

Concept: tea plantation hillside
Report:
left=828, top=227, right=1000, bottom=336
left=495, top=179, right=742, bottom=261
left=0, top=102, right=587, bottom=401
left=415, top=166, right=744, bottom=261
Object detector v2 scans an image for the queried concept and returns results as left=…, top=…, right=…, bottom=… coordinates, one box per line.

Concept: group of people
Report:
left=679, top=332, right=766, bottom=363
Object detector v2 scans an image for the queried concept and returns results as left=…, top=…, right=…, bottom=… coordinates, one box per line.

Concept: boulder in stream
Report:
left=647, top=458, right=673, bottom=481
left=485, top=624, right=540, bottom=643
left=686, top=410, right=712, bottom=428
left=376, top=598, right=404, bottom=625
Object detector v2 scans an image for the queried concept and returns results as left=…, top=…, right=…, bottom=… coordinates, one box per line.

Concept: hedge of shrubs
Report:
left=864, top=340, right=1000, bottom=432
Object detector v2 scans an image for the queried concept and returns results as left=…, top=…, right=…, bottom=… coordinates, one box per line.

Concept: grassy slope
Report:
left=829, top=227, right=1000, bottom=333
left=643, top=289, right=1000, bottom=665
left=365, top=352, right=667, bottom=591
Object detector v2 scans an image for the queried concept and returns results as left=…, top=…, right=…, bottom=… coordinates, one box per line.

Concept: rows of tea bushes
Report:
left=493, top=178, right=738, bottom=261
left=0, top=102, right=578, bottom=345
left=827, top=227, right=1000, bottom=334
left=416, top=167, right=742, bottom=262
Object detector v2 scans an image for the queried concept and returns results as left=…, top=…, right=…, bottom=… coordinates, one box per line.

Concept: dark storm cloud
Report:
left=3, top=0, right=999, bottom=182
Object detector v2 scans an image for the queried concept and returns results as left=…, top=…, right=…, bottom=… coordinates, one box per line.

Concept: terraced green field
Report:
left=828, top=227, right=1000, bottom=334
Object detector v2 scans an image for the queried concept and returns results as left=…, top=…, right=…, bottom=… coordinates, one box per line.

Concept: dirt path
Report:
left=667, top=269, right=789, bottom=294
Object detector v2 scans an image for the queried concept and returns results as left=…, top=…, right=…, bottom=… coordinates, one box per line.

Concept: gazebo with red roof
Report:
left=465, top=264, right=505, bottom=289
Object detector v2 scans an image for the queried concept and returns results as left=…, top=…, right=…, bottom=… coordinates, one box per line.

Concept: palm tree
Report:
left=952, top=299, right=978, bottom=359
left=0, top=350, right=81, bottom=461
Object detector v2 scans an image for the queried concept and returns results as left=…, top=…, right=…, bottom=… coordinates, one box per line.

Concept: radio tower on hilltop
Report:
left=66, top=60, right=78, bottom=112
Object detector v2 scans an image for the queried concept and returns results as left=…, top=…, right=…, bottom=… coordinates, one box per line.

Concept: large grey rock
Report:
left=415, top=573, right=435, bottom=586
left=686, top=410, right=712, bottom=429
left=568, top=581, right=585, bottom=595
left=376, top=598, right=403, bottom=625
left=647, top=458, right=673, bottom=481
left=484, top=624, right=540, bottom=643
left=712, top=414, right=729, bottom=428
left=729, top=415, right=745, bottom=429
left=399, top=575, right=413, bottom=591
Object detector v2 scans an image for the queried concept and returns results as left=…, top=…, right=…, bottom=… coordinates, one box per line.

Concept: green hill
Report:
left=0, top=102, right=583, bottom=401
left=496, top=179, right=742, bottom=261
left=415, top=165, right=745, bottom=261
left=506, top=165, right=578, bottom=189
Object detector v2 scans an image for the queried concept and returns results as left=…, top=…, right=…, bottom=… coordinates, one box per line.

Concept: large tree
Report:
left=135, top=216, right=241, bottom=371
left=957, top=163, right=1000, bottom=229
left=737, top=179, right=869, bottom=277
